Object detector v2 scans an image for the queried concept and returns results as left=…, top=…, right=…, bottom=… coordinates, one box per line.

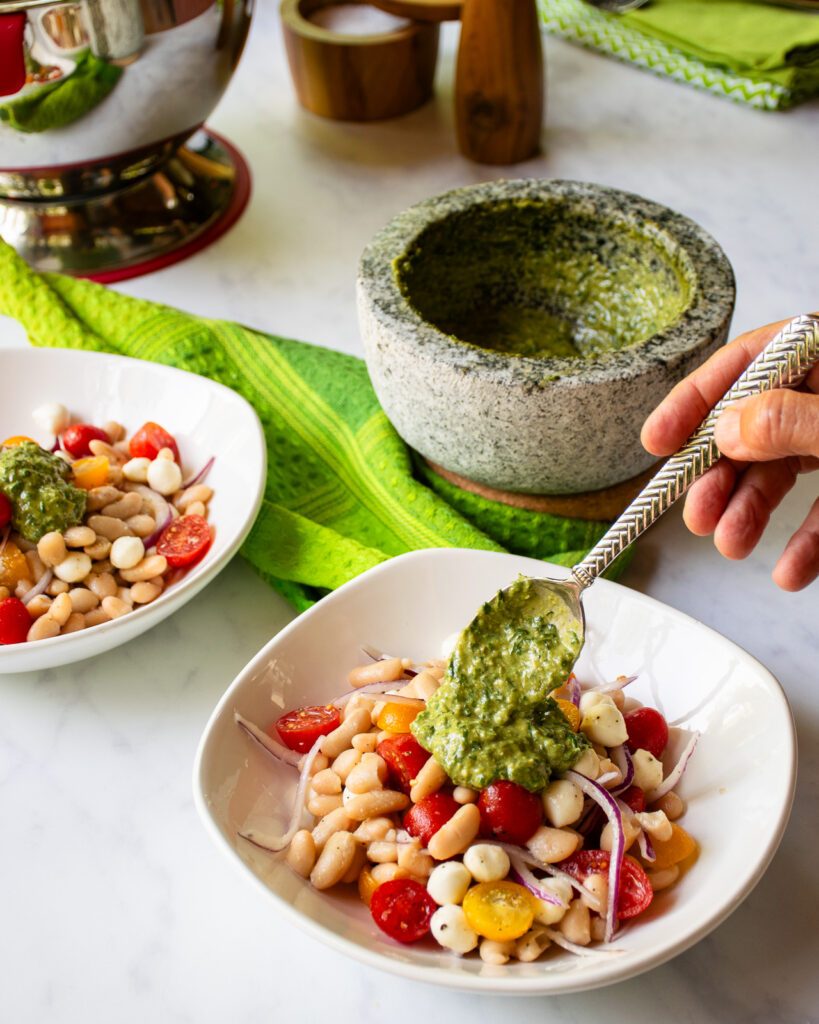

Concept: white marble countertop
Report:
left=2, top=6, right=818, bottom=1023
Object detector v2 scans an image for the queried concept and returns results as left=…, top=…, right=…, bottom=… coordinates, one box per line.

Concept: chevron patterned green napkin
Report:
left=0, top=241, right=625, bottom=611
left=538, top=0, right=819, bottom=110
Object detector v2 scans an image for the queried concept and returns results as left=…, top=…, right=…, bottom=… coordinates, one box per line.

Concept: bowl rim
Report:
left=357, top=178, right=736, bottom=386
left=192, top=548, right=796, bottom=995
left=0, top=346, right=267, bottom=667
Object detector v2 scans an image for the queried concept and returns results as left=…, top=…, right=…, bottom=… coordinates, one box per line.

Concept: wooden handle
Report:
left=455, top=0, right=544, bottom=165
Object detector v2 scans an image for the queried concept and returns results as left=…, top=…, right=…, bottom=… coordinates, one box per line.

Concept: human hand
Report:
left=641, top=317, right=819, bottom=591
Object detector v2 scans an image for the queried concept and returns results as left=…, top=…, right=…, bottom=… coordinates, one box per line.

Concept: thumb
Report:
left=714, top=390, right=819, bottom=462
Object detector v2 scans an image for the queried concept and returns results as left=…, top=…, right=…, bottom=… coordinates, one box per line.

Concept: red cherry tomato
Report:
left=61, top=423, right=110, bottom=458
left=376, top=734, right=430, bottom=793
left=478, top=781, right=543, bottom=845
left=404, top=792, right=460, bottom=847
left=560, top=850, right=653, bottom=920
left=0, top=597, right=32, bottom=645
left=370, top=878, right=436, bottom=944
left=0, top=492, right=12, bottom=530
left=274, top=705, right=341, bottom=754
left=625, top=708, right=669, bottom=760
left=619, top=785, right=646, bottom=813
left=156, top=514, right=212, bottom=569
left=128, top=421, right=180, bottom=463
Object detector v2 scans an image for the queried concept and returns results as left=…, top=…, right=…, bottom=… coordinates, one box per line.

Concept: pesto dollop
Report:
left=0, top=442, right=86, bottom=542
left=412, top=578, right=588, bottom=792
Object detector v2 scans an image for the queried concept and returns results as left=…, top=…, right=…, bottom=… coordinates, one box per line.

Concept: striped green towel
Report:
left=0, top=241, right=621, bottom=611
left=539, top=0, right=819, bottom=110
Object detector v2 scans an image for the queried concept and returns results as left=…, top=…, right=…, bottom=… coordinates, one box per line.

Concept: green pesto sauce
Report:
left=0, top=442, right=86, bottom=542
left=411, top=577, right=588, bottom=792
left=394, top=200, right=693, bottom=360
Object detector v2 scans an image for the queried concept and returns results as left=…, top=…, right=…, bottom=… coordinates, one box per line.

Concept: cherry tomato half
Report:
left=560, top=850, right=653, bottom=920
left=619, top=785, right=646, bottom=813
left=370, top=878, right=436, bottom=944
left=404, top=792, right=460, bottom=847
left=0, top=492, right=12, bottom=530
left=274, top=704, right=340, bottom=754
left=0, top=597, right=32, bottom=645
left=625, top=708, right=669, bottom=760
left=377, top=734, right=430, bottom=793
left=478, top=781, right=543, bottom=846
left=129, top=421, right=180, bottom=463
left=156, top=514, right=212, bottom=569
left=61, top=423, right=110, bottom=458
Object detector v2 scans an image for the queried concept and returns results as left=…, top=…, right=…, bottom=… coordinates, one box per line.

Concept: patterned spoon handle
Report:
left=571, top=313, right=819, bottom=589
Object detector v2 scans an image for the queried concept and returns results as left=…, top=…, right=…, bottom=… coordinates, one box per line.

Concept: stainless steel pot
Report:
left=0, top=0, right=253, bottom=278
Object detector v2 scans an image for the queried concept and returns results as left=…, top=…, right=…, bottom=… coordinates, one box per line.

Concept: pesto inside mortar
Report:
left=394, top=199, right=694, bottom=360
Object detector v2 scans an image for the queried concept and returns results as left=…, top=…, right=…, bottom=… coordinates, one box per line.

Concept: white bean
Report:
left=311, top=807, right=353, bottom=852
left=526, top=826, right=580, bottom=865
left=428, top=804, right=480, bottom=861
left=347, top=657, right=404, bottom=688
left=559, top=900, right=591, bottom=945
left=409, top=757, right=447, bottom=804
left=515, top=927, right=551, bottom=962
left=321, top=709, right=371, bottom=759
left=123, top=457, right=150, bottom=483
left=54, top=553, right=92, bottom=584
left=344, top=790, right=409, bottom=821
left=286, top=830, right=316, bottom=878
left=480, top=939, right=515, bottom=965
left=110, top=536, right=145, bottom=570
left=37, top=532, right=66, bottom=568
left=63, top=526, right=96, bottom=548
left=310, top=831, right=357, bottom=890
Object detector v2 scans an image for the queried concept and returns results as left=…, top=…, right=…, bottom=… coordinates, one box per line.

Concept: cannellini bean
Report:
left=54, top=553, right=92, bottom=584
left=341, top=844, right=368, bottom=885
left=310, top=831, right=358, bottom=890
left=84, top=607, right=111, bottom=627
left=119, top=554, right=168, bottom=583
left=184, top=502, right=207, bottom=518
left=344, top=789, right=409, bottom=821
left=463, top=843, right=510, bottom=884
left=371, top=863, right=411, bottom=885
left=27, top=616, right=60, bottom=642
left=632, top=748, right=664, bottom=792
left=87, top=571, right=117, bottom=599
left=49, top=592, right=72, bottom=626
left=286, top=830, right=316, bottom=878
left=647, top=865, right=680, bottom=891
left=635, top=810, right=672, bottom=842
left=308, top=753, right=330, bottom=777
left=68, top=588, right=99, bottom=614
left=345, top=753, right=388, bottom=794
left=110, top=536, right=145, bottom=570
left=526, top=826, right=580, bottom=865
left=516, top=927, right=551, bottom=962
left=84, top=537, right=112, bottom=560
left=321, top=709, right=371, bottom=759
left=352, top=817, right=394, bottom=843
left=480, top=939, right=515, bottom=965
left=431, top=905, right=479, bottom=955
left=453, top=786, right=479, bottom=804
left=147, top=458, right=182, bottom=496
left=590, top=915, right=607, bottom=943
left=542, top=779, right=585, bottom=828
left=130, top=581, right=162, bottom=604
left=409, top=757, right=447, bottom=804
left=89, top=439, right=125, bottom=464
left=101, top=596, right=130, bottom=620
left=351, top=732, right=378, bottom=754
left=26, top=594, right=52, bottom=619
left=62, top=612, right=86, bottom=634
left=559, top=900, right=591, bottom=945
left=571, top=748, right=600, bottom=780
left=397, top=842, right=434, bottom=879
left=366, top=841, right=398, bottom=864
left=123, top=457, right=150, bottom=483
left=307, top=792, right=343, bottom=817
left=14, top=579, right=33, bottom=600
left=63, top=526, right=97, bottom=548
left=601, top=816, right=640, bottom=853
left=116, top=588, right=134, bottom=606
left=46, top=579, right=69, bottom=596
left=311, top=769, right=342, bottom=796
left=652, top=791, right=685, bottom=821
left=32, top=402, right=70, bottom=435
left=85, top=486, right=123, bottom=511
left=428, top=804, right=480, bottom=861
left=102, top=420, right=125, bottom=443
left=401, top=670, right=440, bottom=701
left=125, top=514, right=155, bottom=538
left=176, top=484, right=213, bottom=511
left=311, top=807, right=353, bottom=852
left=427, top=862, right=472, bottom=906
left=348, top=657, right=404, bottom=689
left=25, top=549, right=46, bottom=581
left=87, top=515, right=131, bottom=541
left=581, top=701, right=628, bottom=747
left=580, top=872, right=608, bottom=913
left=37, top=532, right=67, bottom=567
left=102, top=492, right=142, bottom=520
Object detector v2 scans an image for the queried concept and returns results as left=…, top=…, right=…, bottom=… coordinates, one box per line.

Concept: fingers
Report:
left=712, top=459, right=800, bottom=560
left=773, top=497, right=819, bottom=591
left=682, top=460, right=739, bottom=536
left=714, top=390, right=819, bottom=462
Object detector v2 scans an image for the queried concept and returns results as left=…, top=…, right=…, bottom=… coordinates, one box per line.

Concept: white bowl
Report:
left=193, top=548, right=796, bottom=995
left=0, top=348, right=265, bottom=673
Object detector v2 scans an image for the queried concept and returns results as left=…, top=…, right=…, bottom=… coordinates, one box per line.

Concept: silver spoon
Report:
left=476, top=314, right=819, bottom=663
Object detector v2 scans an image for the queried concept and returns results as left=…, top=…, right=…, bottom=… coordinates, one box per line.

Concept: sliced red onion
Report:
left=610, top=744, right=634, bottom=795
left=20, top=568, right=53, bottom=605
left=238, top=735, right=324, bottom=853
left=235, top=711, right=301, bottom=768
left=49, top=437, right=61, bottom=453
left=595, top=770, right=620, bottom=788
left=646, top=731, right=700, bottom=803
left=124, top=484, right=171, bottom=535
left=538, top=863, right=599, bottom=906
left=360, top=644, right=418, bottom=677
left=637, top=830, right=655, bottom=863
left=566, top=770, right=625, bottom=943
left=182, top=455, right=214, bottom=489
left=543, top=928, right=623, bottom=957
left=332, top=680, right=424, bottom=709
left=577, top=804, right=602, bottom=838
left=567, top=676, right=582, bottom=707
left=144, top=507, right=174, bottom=549
left=510, top=860, right=567, bottom=908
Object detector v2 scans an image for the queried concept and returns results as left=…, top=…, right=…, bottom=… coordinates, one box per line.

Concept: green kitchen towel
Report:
left=0, top=50, right=121, bottom=134
left=538, top=0, right=819, bottom=110
left=0, top=241, right=621, bottom=612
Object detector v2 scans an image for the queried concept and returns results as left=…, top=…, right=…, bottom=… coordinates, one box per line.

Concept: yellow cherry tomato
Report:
left=649, top=823, right=698, bottom=871
left=376, top=700, right=424, bottom=734
left=0, top=541, right=30, bottom=589
left=555, top=698, right=581, bottom=732
left=358, top=867, right=379, bottom=907
left=2, top=435, right=35, bottom=448
left=462, top=881, right=537, bottom=941
left=72, top=455, right=110, bottom=491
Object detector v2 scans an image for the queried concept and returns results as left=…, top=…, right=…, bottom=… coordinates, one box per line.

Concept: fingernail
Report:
left=714, top=407, right=741, bottom=455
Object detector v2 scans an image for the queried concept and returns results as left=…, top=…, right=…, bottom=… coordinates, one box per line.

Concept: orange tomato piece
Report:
left=72, top=455, right=109, bottom=490
left=650, top=823, right=698, bottom=870
left=2, top=435, right=35, bottom=448
left=0, top=541, right=30, bottom=588
left=376, top=700, right=424, bottom=734
left=555, top=698, right=581, bottom=731
left=358, top=867, right=379, bottom=907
